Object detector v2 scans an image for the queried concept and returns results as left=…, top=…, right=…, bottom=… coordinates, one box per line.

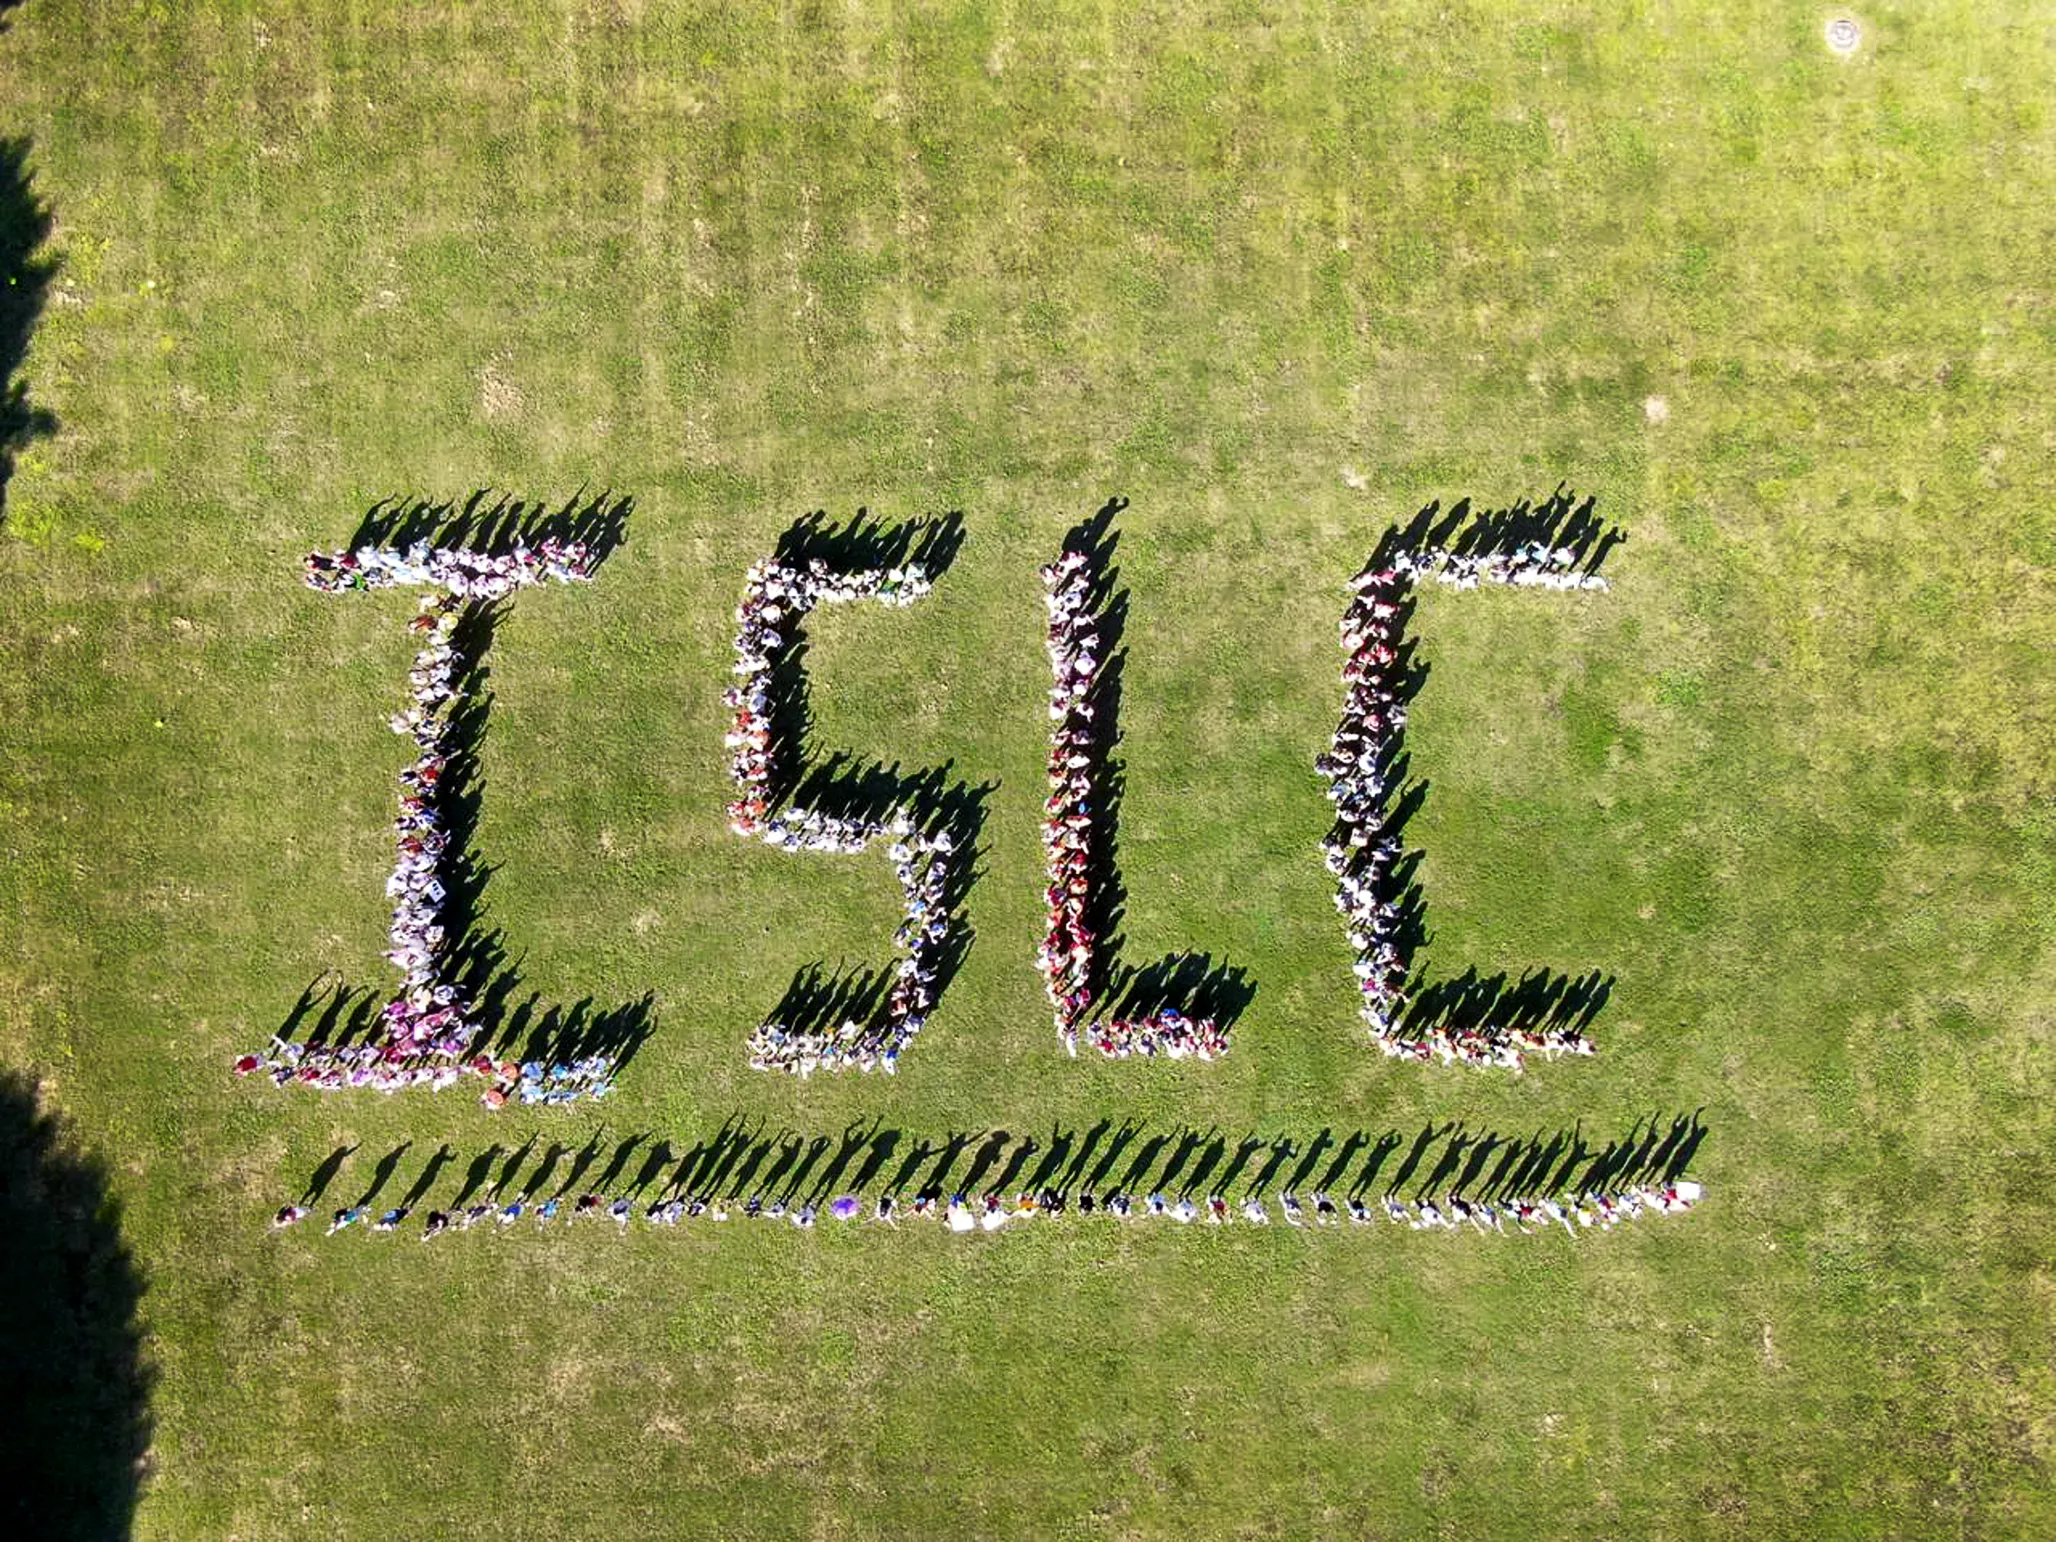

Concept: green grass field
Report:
left=2, top=2, right=2054, bottom=1537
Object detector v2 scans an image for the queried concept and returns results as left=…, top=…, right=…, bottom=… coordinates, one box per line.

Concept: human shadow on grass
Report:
left=0, top=136, right=56, bottom=529
left=746, top=511, right=991, bottom=1061
left=1345, top=489, right=1626, bottom=1056
left=0, top=1070, right=152, bottom=1542
left=347, top=487, right=634, bottom=568
left=1050, top=497, right=1255, bottom=1043
left=774, top=506, right=966, bottom=577
left=1399, top=966, right=1611, bottom=1048
left=1367, top=483, right=1624, bottom=578
left=326, top=1109, right=1708, bottom=1214
left=277, top=512, right=656, bottom=1083
left=300, top=1142, right=359, bottom=1204
left=397, top=1145, right=456, bottom=1210
left=353, top=1140, right=413, bottom=1207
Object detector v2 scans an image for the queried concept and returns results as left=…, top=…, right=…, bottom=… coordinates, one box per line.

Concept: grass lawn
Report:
left=2, top=1, right=2054, bottom=1537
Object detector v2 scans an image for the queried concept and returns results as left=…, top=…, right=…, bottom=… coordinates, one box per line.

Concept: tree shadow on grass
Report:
left=0, top=1070, right=152, bottom=1542
left=0, top=134, right=55, bottom=531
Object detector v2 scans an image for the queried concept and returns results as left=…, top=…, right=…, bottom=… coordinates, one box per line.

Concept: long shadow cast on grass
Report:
left=312, top=1108, right=1709, bottom=1213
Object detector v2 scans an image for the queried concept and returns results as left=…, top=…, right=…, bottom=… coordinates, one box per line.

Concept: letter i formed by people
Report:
left=240, top=528, right=616, bottom=1104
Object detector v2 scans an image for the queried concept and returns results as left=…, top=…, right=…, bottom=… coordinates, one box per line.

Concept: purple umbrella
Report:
left=830, top=1195, right=861, bottom=1220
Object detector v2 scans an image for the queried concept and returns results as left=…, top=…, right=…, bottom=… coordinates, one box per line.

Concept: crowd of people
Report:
left=726, top=558, right=955, bottom=1074
left=237, top=540, right=614, bottom=1105
left=276, top=1179, right=1701, bottom=1238
left=302, top=538, right=595, bottom=597
left=1037, top=546, right=1228, bottom=1060
left=1392, top=544, right=1612, bottom=595
left=249, top=533, right=1626, bottom=1091
left=1324, top=543, right=1608, bottom=1070
left=236, top=1043, right=617, bottom=1102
